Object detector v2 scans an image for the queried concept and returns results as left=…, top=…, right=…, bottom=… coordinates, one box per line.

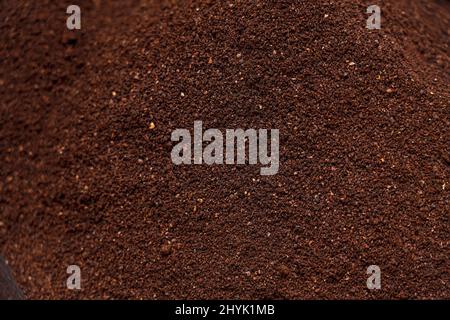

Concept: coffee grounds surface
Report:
left=0, top=0, right=449, bottom=299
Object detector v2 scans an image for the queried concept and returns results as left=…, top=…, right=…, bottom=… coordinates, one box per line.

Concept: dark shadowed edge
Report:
left=0, top=255, right=25, bottom=300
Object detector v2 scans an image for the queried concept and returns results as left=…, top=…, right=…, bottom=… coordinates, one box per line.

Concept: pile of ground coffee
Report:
left=0, top=0, right=448, bottom=299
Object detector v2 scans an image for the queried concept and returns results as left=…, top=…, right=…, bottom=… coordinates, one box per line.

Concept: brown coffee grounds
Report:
left=0, top=0, right=449, bottom=299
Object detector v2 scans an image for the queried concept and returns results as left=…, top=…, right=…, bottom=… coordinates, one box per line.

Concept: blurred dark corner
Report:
left=0, top=255, right=24, bottom=300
